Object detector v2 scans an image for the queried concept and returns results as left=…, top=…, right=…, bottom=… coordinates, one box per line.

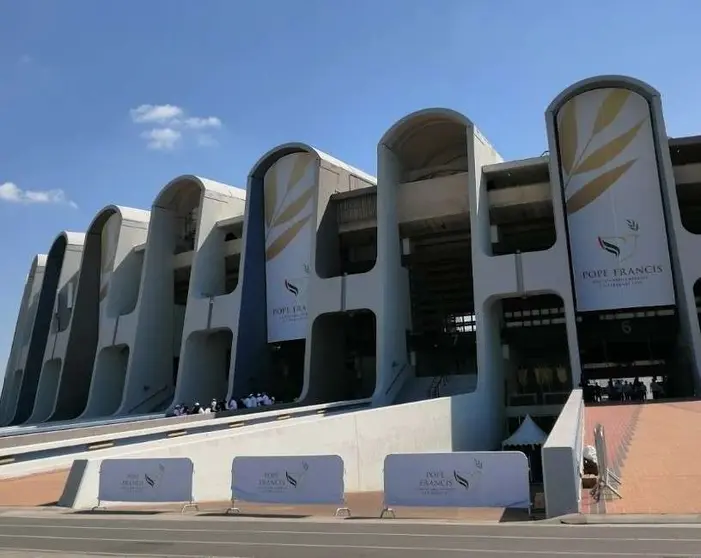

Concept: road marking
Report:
left=0, top=523, right=697, bottom=543
left=0, top=548, right=250, bottom=558
left=0, top=531, right=698, bottom=556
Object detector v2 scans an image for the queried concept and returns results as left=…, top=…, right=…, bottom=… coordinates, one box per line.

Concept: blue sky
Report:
left=1, top=0, right=700, bottom=380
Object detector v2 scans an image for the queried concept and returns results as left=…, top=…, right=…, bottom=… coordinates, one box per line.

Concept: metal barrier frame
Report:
left=591, top=423, right=622, bottom=502
left=91, top=462, right=200, bottom=513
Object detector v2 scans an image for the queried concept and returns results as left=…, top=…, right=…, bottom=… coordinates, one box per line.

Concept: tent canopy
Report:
left=502, top=415, right=548, bottom=448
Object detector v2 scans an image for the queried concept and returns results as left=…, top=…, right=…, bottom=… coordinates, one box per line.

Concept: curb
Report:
left=560, top=513, right=701, bottom=525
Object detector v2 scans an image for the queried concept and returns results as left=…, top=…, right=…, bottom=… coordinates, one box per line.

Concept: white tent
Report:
left=501, top=415, right=548, bottom=448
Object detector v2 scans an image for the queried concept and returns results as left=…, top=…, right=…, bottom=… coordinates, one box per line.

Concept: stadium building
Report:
left=1, top=73, right=701, bottom=450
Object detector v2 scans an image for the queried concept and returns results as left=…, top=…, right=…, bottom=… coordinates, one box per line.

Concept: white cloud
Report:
left=183, top=116, right=222, bottom=129
left=130, top=104, right=184, bottom=124
left=0, top=182, right=77, bottom=208
left=141, top=128, right=182, bottom=151
left=130, top=104, right=222, bottom=149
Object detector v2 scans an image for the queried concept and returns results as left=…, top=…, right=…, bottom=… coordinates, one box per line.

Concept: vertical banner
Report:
left=99, top=213, right=121, bottom=303
left=383, top=452, right=531, bottom=509
left=98, top=458, right=194, bottom=503
left=231, top=455, right=344, bottom=505
left=555, top=87, right=675, bottom=312
left=263, top=153, right=316, bottom=343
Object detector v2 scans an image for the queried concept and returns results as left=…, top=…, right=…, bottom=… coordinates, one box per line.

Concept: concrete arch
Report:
left=374, top=108, right=478, bottom=405
left=116, top=176, right=244, bottom=416
left=231, top=144, right=323, bottom=403
left=235, top=143, right=380, bottom=406
left=380, top=108, right=476, bottom=183
left=381, top=107, right=475, bottom=147
left=153, top=174, right=241, bottom=211
left=547, top=75, right=660, bottom=116
left=0, top=254, right=48, bottom=425
left=16, top=232, right=85, bottom=424
left=79, top=205, right=152, bottom=419
left=50, top=205, right=150, bottom=421
left=248, top=142, right=374, bottom=186
left=545, top=74, right=695, bottom=391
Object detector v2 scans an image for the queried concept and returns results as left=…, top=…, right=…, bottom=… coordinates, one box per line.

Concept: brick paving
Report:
left=0, top=469, right=69, bottom=507
left=605, top=401, right=701, bottom=514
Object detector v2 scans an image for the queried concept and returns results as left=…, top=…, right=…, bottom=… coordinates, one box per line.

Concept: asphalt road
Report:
left=0, top=513, right=699, bottom=557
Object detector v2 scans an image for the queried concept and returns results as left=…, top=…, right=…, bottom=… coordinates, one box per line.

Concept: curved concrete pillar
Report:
left=378, top=110, right=488, bottom=404
left=116, top=176, right=244, bottom=415
left=169, top=176, right=246, bottom=409
left=0, top=255, right=47, bottom=426
left=80, top=205, right=150, bottom=419
left=19, top=232, right=84, bottom=425
left=44, top=206, right=150, bottom=421
left=241, top=143, right=377, bottom=406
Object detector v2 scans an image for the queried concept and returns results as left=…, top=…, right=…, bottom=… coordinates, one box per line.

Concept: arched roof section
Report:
left=547, top=75, right=660, bottom=115
left=85, top=205, right=151, bottom=237
left=249, top=142, right=376, bottom=185
left=153, top=174, right=245, bottom=211
left=31, top=254, right=48, bottom=271
left=48, top=231, right=85, bottom=256
left=249, top=142, right=322, bottom=183
left=380, top=108, right=476, bottom=180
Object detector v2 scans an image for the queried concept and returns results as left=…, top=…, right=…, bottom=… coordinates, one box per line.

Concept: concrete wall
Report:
left=542, top=389, right=584, bottom=518
left=238, top=144, right=381, bottom=405
left=0, top=255, right=47, bottom=425
left=25, top=233, right=85, bottom=424
left=43, top=207, right=150, bottom=422
left=11, top=235, right=80, bottom=425
left=373, top=143, right=412, bottom=405
left=117, top=176, right=243, bottom=416
left=170, top=179, right=246, bottom=408
left=80, top=208, right=150, bottom=419
left=62, top=391, right=501, bottom=508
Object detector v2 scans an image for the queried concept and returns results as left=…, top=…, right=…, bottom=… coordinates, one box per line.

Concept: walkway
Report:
left=583, top=400, right=701, bottom=514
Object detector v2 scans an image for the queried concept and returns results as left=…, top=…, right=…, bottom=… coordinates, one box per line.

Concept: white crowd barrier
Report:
left=381, top=452, right=531, bottom=517
left=228, top=455, right=349, bottom=516
left=95, top=457, right=197, bottom=512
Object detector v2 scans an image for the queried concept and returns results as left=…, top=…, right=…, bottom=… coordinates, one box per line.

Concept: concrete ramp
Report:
left=60, top=389, right=502, bottom=509
left=584, top=400, right=701, bottom=514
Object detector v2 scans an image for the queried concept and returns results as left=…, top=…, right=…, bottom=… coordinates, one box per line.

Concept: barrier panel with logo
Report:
left=381, top=452, right=531, bottom=517
left=96, top=458, right=197, bottom=512
left=228, top=455, right=349, bottom=516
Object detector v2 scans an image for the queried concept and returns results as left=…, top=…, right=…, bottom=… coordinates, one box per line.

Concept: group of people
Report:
left=172, top=392, right=278, bottom=416
left=581, top=377, right=651, bottom=403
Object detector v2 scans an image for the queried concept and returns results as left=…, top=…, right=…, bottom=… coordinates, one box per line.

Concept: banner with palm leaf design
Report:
left=263, top=152, right=316, bottom=343
left=554, top=86, right=675, bottom=312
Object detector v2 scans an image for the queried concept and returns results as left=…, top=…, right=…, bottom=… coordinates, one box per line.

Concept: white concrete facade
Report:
left=5, top=73, right=701, bottom=430
left=0, top=255, right=47, bottom=425
left=25, top=232, right=86, bottom=424
left=117, top=176, right=246, bottom=416
left=78, top=206, right=151, bottom=420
